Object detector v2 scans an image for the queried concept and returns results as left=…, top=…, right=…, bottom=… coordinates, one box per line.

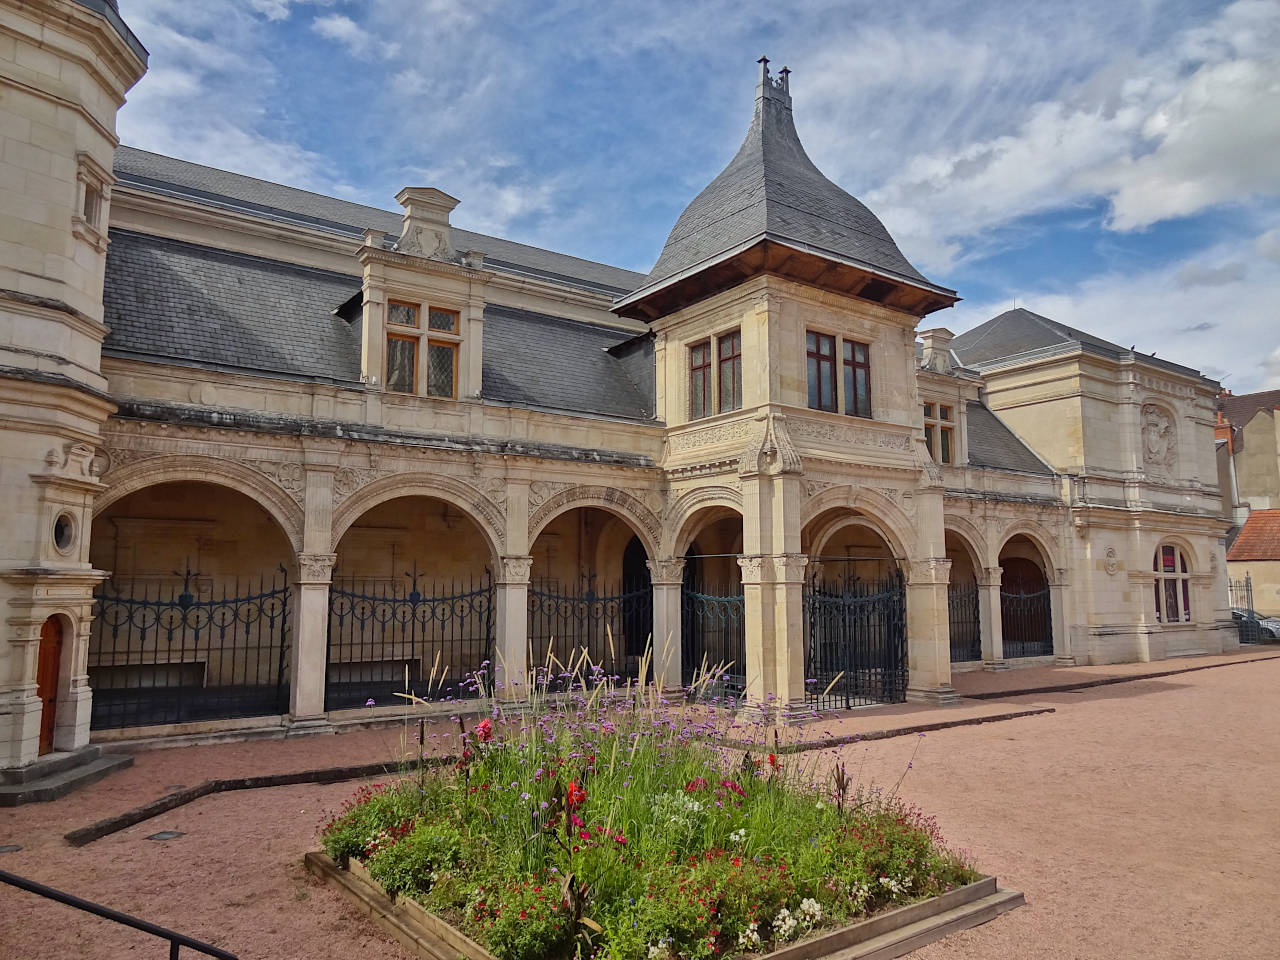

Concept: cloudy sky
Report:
left=115, top=0, right=1280, bottom=390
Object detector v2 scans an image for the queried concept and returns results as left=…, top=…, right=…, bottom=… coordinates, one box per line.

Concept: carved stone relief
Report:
left=247, top=460, right=305, bottom=504
left=1103, top=546, right=1119, bottom=576
left=297, top=552, right=337, bottom=582
left=529, top=481, right=573, bottom=508
left=667, top=419, right=754, bottom=454
left=1141, top=404, right=1177, bottom=477
left=738, top=414, right=803, bottom=477
left=789, top=418, right=914, bottom=451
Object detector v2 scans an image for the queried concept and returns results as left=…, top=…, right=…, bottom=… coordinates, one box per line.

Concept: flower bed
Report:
left=318, top=674, right=982, bottom=960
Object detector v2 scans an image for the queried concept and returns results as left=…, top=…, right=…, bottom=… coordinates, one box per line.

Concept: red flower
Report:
left=566, top=780, right=587, bottom=809
left=684, top=777, right=709, bottom=793
left=476, top=718, right=494, bottom=743
left=767, top=754, right=778, bottom=769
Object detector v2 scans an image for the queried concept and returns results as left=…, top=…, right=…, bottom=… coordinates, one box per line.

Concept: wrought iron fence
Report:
left=803, top=574, right=907, bottom=710
left=88, top=568, right=290, bottom=730
left=326, top=569, right=494, bottom=710
left=948, top=580, right=982, bottom=662
left=999, top=584, right=1054, bottom=657
left=681, top=583, right=745, bottom=695
left=1229, top=574, right=1262, bottom=643
left=527, top=583, right=651, bottom=686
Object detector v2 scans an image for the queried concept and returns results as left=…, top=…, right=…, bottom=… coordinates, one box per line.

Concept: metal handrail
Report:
left=0, top=867, right=238, bottom=959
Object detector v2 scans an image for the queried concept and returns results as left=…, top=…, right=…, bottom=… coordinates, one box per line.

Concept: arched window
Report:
left=1153, top=544, right=1191, bottom=623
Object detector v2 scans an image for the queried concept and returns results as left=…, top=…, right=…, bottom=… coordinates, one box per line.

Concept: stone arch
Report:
left=943, top=515, right=993, bottom=570
left=996, top=519, right=1062, bottom=577
left=1151, top=533, right=1201, bottom=573
left=332, top=473, right=503, bottom=562
left=528, top=485, right=662, bottom=559
left=96, top=455, right=304, bottom=555
left=664, top=485, right=743, bottom=556
left=800, top=485, right=915, bottom=561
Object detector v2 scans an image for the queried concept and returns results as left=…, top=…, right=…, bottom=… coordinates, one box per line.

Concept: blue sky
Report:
left=116, top=0, right=1280, bottom=390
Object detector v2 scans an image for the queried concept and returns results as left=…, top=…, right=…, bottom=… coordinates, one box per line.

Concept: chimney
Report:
left=919, top=327, right=955, bottom=374
left=393, top=186, right=460, bottom=261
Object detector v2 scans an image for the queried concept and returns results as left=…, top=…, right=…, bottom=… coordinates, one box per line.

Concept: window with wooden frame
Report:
left=384, top=301, right=461, bottom=398
left=843, top=339, right=871, bottom=418
left=807, top=331, right=837, bottom=412
left=717, top=330, right=742, bottom=413
left=689, top=340, right=713, bottom=419
left=1153, top=544, right=1191, bottom=624
left=922, top=402, right=954, bottom=463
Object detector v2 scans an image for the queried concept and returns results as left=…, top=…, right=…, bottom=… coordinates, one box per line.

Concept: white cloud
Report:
left=1176, top=261, right=1247, bottom=288
left=312, top=13, right=397, bottom=58
left=1259, top=228, right=1280, bottom=264
left=949, top=237, right=1280, bottom=392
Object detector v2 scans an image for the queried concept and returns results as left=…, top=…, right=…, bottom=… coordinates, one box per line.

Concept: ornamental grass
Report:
left=319, top=649, right=977, bottom=960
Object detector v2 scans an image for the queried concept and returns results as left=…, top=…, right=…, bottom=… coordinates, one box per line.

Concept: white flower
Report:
left=648, top=947, right=662, bottom=959
left=773, top=907, right=799, bottom=941
left=737, top=921, right=762, bottom=948
left=815, top=800, right=824, bottom=809
left=729, top=828, right=747, bottom=844
left=799, top=898, right=823, bottom=923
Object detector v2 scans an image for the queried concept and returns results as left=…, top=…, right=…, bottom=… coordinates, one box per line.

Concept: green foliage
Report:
left=318, top=686, right=978, bottom=960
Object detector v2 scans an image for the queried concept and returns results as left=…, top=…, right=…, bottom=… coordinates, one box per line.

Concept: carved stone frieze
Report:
left=666, top=419, right=754, bottom=454
left=247, top=460, right=305, bottom=504
left=465, top=476, right=507, bottom=507
left=528, top=480, right=573, bottom=507
left=803, top=478, right=839, bottom=499
left=790, top=418, right=913, bottom=452
left=1141, top=403, right=1177, bottom=478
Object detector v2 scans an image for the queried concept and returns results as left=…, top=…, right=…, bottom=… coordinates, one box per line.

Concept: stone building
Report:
left=1217, top=389, right=1280, bottom=614
left=1, top=2, right=1234, bottom=772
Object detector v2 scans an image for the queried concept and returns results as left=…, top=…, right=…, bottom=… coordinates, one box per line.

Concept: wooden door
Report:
left=37, top=617, right=63, bottom=755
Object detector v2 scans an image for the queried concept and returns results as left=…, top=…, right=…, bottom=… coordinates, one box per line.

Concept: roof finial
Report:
left=779, top=65, right=790, bottom=93
left=758, top=54, right=770, bottom=83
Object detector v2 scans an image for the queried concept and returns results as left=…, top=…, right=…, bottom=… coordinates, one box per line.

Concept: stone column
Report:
left=648, top=558, right=685, bottom=692
left=1050, top=567, right=1074, bottom=665
left=771, top=553, right=809, bottom=715
left=290, top=552, right=335, bottom=722
left=905, top=558, right=959, bottom=704
left=978, top=565, right=1008, bottom=671
left=737, top=555, right=769, bottom=710
left=495, top=556, right=531, bottom=699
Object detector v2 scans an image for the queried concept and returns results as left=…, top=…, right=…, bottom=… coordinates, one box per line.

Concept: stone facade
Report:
left=0, top=6, right=1233, bottom=768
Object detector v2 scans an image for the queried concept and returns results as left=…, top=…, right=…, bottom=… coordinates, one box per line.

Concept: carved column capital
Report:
left=737, top=555, right=765, bottom=584
left=773, top=553, right=809, bottom=583
left=907, top=557, right=952, bottom=586
left=647, top=558, right=686, bottom=585
left=498, top=555, right=533, bottom=585
left=296, top=553, right=337, bottom=584
left=978, top=565, right=1003, bottom=587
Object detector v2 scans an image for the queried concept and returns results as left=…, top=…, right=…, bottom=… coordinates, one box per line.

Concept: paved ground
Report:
left=1, top=653, right=1277, bottom=959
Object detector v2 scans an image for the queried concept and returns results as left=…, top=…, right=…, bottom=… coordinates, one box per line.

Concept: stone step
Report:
left=825, top=887, right=1026, bottom=960
left=0, top=745, right=103, bottom=785
left=0, top=754, right=133, bottom=807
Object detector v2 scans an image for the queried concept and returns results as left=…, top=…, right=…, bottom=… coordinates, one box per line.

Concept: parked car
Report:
left=1231, top=607, right=1280, bottom=641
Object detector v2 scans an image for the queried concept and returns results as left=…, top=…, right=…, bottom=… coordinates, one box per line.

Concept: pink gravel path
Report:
left=2, top=657, right=1278, bottom=958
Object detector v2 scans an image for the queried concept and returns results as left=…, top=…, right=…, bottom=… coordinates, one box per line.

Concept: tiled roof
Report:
left=103, top=229, right=364, bottom=382
left=1219, top=389, right=1280, bottom=429
left=113, top=146, right=647, bottom=296
left=965, top=402, right=1054, bottom=475
left=102, top=230, right=656, bottom=421
left=627, top=67, right=949, bottom=304
left=952, top=308, right=1204, bottom=379
left=1227, top=509, right=1280, bottom=561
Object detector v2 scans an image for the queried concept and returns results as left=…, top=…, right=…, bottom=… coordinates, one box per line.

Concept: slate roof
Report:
left=481, top=305, right=653, bottom=420
left=952, top=308, right=1205, bottom=379
left=102, top=230, right=656, bottom=421
left=965, top=402, right=1054, bottom=475
left=113, top=146, right=646, bottom=296
left=1227, top=510, right=1280, bottom=562
left=623, top=66, right=950, bottom=306
left=103, top=229, right=364, bottom=382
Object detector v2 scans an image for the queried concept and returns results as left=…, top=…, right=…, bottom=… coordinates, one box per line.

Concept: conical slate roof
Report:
left=617, top=60, right=951, bottom=313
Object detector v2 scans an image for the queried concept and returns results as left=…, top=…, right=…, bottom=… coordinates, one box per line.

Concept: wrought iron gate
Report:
left=681, top=584, right=745, bottom=693
left=88, top=568, right=290, bottom=730
left=948, top=580, right=981, bottom=662
left=1000, top=585, right=1053, bottom=657
left=1229, top=574, right=1261, bottom=643
left=326, top=571, right=494, bottom=710
left=527, top=583, right=651, bottom=685
left=803, top=574, right=907, bottom=709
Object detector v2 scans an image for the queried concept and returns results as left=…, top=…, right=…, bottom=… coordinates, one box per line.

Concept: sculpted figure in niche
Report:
left=1141, top=404, right=1177, bottom=475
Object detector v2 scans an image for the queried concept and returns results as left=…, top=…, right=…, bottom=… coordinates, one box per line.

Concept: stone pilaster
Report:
left=648, top=558, right=685, bottom=691
left=290, top=552, right=335, bottom=722
left=905, top=558, right=958, bottom=704
left=495, top=556, right=532, bottom=699
left=1050, top=567, right=1073, bottom=665
left=977, top=565, right=1008, bottom=671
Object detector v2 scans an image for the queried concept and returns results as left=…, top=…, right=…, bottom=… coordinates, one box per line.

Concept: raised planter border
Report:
left=304, top=851, right=1024, bottom=960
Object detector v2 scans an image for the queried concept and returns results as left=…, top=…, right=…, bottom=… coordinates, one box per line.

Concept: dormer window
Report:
left=923, top=403, right=953, bottom=464
left=385, top=300, right=460, bottom=399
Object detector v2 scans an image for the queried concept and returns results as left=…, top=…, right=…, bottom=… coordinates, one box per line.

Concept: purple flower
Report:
left=365, top=698, right=375, bottom=707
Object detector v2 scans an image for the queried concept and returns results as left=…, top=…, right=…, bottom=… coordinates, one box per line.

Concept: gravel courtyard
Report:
left=1, top=655, right=1276, bottom=959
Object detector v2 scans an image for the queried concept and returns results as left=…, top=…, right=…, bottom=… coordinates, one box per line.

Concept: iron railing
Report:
left=326, top=569, right=494, bottom=710
left=1229, top=574, right=1262, bottom=643
left=681, top=583, right=745, bottom=695
left=527, top=583, right=651, bottom=686
left=948, top=580, right=982, bottom=662
left=1000, top=584, right=1054, bottom=657
left=88, top=568, right=290, bottom=730
left=0, top=866, right=238, bottom=958
left=803, top=574, right=907, bottom=710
